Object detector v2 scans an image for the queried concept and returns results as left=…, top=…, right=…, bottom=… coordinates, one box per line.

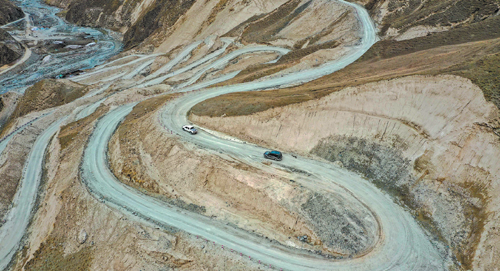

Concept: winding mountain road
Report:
left=80, top=0, right=445, bottom=270
left=0, top=0, right=448, bottom=270
left=0, top=117, right=65, bottom=271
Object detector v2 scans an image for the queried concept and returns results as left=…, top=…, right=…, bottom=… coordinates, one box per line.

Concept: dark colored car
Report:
left=264, top=150, right=283, bottom=161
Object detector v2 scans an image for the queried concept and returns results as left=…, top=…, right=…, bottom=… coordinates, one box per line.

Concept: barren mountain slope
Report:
left=0, top=0, right=24, bottom=66
left=48, top=0, right=362, bottom=71
left=192, top=75, right=500, bottom=269
left=0, top=29, right=24, bottom=67
left=189, top=1, right=500, bottom=269
left=7, top=93, right=263, bottom=271
left=107, top=95, right=382, bottom=257
left=1, top=0, right=378, bottom=269
left=3, top=0, right=498, bottom=270
left=194, top=0, right=500, bottom=115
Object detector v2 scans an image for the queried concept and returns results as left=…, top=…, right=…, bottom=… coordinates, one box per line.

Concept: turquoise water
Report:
left=0, top=0, right=121, bottom=94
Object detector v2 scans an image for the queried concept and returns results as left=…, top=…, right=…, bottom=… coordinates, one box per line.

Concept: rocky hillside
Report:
left=2, top=0, right=499, bottom=270
left=194, top=0, right=500, bottom=111
left=188, top=1, right=500, bottom=269
left=192, top=75, right=500, bottom=270
left=0, top=29, right=24, bottom=66
left=0, top=0, right=24, bottom=66
left=357, top=0, right=500, bottom=39
left=0, top=0, right=24, bottom=26
left=45, top=0, right=201, bottom=48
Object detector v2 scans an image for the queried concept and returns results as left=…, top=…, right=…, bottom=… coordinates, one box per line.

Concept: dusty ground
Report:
left=191, top=75, right=500, bottom=269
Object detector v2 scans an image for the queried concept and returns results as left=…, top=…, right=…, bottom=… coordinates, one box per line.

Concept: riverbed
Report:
left=0, top=0, right=121, bottom=94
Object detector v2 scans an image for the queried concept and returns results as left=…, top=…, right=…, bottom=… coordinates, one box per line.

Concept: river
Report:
left=0, top=0, right=121, bottom=94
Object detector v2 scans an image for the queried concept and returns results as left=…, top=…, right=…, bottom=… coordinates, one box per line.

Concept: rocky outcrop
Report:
left=0, top=0, right=24, bottom=26
left=0, top=29, right=24, bottom=66
left=78, top=229, right=88, bottom=244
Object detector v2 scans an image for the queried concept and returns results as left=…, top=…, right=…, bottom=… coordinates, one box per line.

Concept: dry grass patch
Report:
left=447, top=52, right=500, bottom=110
left=58, top=104, right=110, bottom=151
left=24, top=237, right=93, bottom=271
left=190, top=86, right=334, bottom=117
left=13, top=79, right=86, bottom=118
left=112, top=94, right=177, bottom=192
left=194, top=36, right=500, bottom=117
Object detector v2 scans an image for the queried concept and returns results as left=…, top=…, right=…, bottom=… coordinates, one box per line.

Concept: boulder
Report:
left=78, top=229, right=88, bottom=244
